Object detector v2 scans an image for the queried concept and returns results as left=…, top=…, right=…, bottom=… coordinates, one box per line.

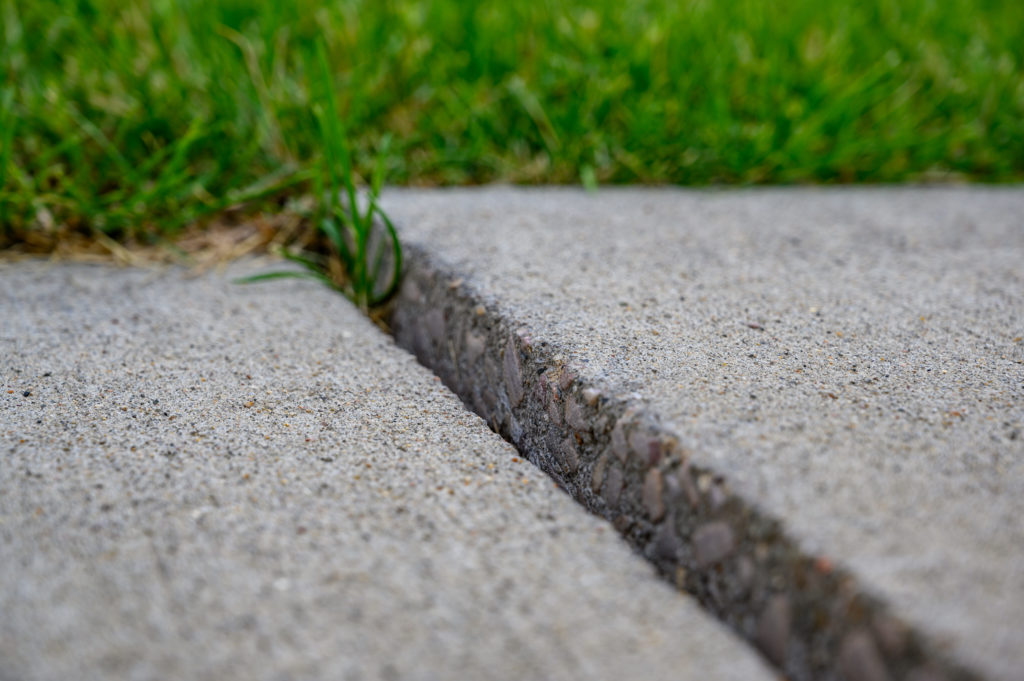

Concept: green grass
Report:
left=2, top=0, right=1023, bottom=252
left=236, top=40, right=401, bottom=311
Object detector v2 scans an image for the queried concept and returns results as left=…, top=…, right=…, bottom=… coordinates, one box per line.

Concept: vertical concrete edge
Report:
left=387, top=241, right=982, bottom=681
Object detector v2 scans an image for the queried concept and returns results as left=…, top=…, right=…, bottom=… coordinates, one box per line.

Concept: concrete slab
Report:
left=382, top=186, right=1024, bottom=681
left=0, top=261, right=775, bottom=681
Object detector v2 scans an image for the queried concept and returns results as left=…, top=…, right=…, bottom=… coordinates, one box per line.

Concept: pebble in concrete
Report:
left=611, top=419, right=629, bottom=462
left=564, top=397, right=587, bottom=433
left=643, top=469, right=665, bottom=522
left=757, top=594, right=791, bottom=666
left=590, top=453, right=608, bottom=493
left=558, top=436, right=579, bottom=474
left=502, top=335, right=524, bottom=407
left=693, top=521, right=736, bottom=568
left=603, top=467, right=624, bottom=508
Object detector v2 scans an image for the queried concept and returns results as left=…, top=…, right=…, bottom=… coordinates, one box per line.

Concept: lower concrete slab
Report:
left=381, top=186, right=1024, bottom=681
left=0, top=261, right=775, bottom=681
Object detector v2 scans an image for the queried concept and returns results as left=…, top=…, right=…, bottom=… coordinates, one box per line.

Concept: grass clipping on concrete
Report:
left=1, top=0, right=1023, bottom=255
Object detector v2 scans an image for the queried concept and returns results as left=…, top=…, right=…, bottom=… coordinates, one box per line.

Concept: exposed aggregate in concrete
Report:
left=383, top=186, right=1024, bottom=681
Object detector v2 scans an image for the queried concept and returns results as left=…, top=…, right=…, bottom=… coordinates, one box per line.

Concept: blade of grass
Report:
left=279, top=247, right=329, bottom=273
left=66, top=106, right=136, bottom=184
left=322, top=210, right=354, bottom=268
left=216, top=24, right=292, bottom=163
left=314, top=39, right=360, bottom=246
left=233, top=270, right=331, bottom=286
left=0, top=87, right=15, bottom=224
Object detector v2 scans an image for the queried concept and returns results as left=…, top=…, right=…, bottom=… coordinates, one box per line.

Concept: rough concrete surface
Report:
left=0, top=261, right=776, bottom=681
left=381, top=186, right=1024, bottom=681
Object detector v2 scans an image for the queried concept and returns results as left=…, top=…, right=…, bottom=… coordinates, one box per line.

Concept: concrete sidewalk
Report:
left=0, top=261, right=775, bottom=681
left=382, top=186, right=1024, bottom=681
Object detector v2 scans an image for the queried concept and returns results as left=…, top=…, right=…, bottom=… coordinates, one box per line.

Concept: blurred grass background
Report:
left=2, top=0, right=1022, bottom=250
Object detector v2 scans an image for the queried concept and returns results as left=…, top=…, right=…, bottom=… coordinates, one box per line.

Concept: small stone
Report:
left=582, top=388, right=601, bottom=406
left=693, top=521, right=735, bottom=568
left=838, top=630, right=892, bottom=681
left=533, top=374, right=548, bottom=403
left=611, top=419, right=629, bottom=462
left=560, top=437, right=579, bottom=475
left=590, top=454, right=608, bottom=494
left=603, top=467, right=624, bottom=507
left=558, top=368, right=575, bottom=390
left=673, top=466, right=700, bottom=508
left=643, top=469, right=665, bottom=521
left=564, top=398, right=587, bottom=432
left=628, top=431, right=648, bottom=465
left=503, top=336, right=524, bottom=407
left=756, top=595, right=791, bottom=665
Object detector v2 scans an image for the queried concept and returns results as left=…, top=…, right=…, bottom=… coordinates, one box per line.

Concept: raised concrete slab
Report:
left=382, top=186, right=1024, bottom=681
left=0, top=261, right=775, bottom=681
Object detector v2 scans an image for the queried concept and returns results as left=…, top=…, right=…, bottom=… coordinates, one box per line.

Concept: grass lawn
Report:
left=2, top=0, right=1022, bottom=251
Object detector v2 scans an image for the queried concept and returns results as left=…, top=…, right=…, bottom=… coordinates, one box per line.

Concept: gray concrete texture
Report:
left=381, top=187, right=1024, bottom=681
left=0, top=261, right=776, bottom=681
